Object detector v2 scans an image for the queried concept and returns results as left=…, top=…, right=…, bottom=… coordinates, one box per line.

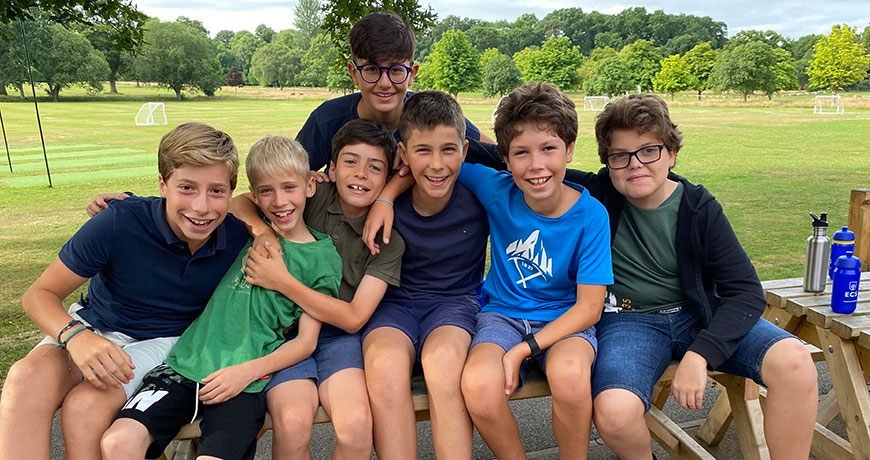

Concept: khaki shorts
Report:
left=33, top=303, right=178, bottom=398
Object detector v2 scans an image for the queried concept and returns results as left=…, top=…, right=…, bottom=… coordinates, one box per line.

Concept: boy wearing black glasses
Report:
left=296, top=11, right=497, bottom=173
left=572, top=94, right=817, bottom=460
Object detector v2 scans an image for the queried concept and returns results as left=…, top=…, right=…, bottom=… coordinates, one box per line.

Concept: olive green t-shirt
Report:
left=304, top=182, right=404, bottom=301
left=164, top=228, right=341, bottom=393
left=610, top=183, right=688, bottom=313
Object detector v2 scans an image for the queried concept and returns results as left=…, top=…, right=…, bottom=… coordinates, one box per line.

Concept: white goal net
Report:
left=135, top=102, right=168, bottom=126
left=583, top=96, right=610, bottom=112
left=813, top=95, right=844, bottom=115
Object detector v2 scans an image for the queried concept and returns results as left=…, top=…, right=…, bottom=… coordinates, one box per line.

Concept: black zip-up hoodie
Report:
left=566, top=167, right=766, bottom=369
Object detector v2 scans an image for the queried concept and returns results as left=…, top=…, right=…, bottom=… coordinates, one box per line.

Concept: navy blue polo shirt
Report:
left=58, top=196, right=250, bottom=340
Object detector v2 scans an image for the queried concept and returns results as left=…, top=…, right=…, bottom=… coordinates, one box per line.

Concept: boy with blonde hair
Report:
left=0, top=123, right=251, bottom=460
left=100, top=136, right=341, bottom=459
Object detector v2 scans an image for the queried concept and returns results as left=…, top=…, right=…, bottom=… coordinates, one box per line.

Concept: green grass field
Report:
left=1, top=85, right=869, bottom=380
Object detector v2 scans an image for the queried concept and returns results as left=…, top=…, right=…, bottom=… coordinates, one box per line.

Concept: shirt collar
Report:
left=325, top=194, right=367, bottom=235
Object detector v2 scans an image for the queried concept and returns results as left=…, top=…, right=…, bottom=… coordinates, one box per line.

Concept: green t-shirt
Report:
left=304, top=182, right=404, bottom=301
left=164, top=227, right=342, bottom=393
left=610, top=183, right=688, bottom=313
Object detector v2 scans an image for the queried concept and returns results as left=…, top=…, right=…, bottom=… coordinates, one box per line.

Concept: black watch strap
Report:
left=522, top=333, right=543, bottom=359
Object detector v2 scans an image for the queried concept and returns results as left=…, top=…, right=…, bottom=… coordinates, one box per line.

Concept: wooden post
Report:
left=849, top=189, right=870, bottom=272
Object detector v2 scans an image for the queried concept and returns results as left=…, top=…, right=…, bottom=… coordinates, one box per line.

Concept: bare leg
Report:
left=592, top=389, right=653, bottom=460
left=101, top=418, right=154, bottom=459
left=267, top=379, right=319, bottom=460
left=760, top=338, right=817, bottom=460
left=0, top=345, right=82, bottom=460
left=461, top=343, right=526, bottom=460
left=545, top=337, right=594, bottom=459
left=61, top=378, right=128, bottom=460
left=420, top=326, right=473, bottom=460
left=363, top=327, right=416, bottom=460
left=318, top=368, right=373, bottom=460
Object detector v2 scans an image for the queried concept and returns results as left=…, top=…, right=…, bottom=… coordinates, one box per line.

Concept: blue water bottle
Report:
left=829, top=226, right=855, bottom=279
left=831, top=250, right=861, bottom=314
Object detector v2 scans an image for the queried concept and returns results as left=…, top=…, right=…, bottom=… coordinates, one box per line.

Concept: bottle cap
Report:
left=811, top=213, right=829, bottom=228
left=833, top=226, right=855, bottom=242
left=835, top=251, right=862, bottom=270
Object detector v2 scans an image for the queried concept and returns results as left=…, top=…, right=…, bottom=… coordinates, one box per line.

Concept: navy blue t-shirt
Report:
left=296, top=92, right=496, bottom=171
left=58, top=196, right=249, bottom=340
left=382, top=184, right=489, bottom=300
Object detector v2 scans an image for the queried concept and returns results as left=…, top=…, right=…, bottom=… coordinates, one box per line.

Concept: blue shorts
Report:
left=265, top=327, right=363, bottom=391
left=471, top=311, right=597, bottom=387
left=362, top=294, right=479, bottom=358
left=591, top=306, right=793, bottom=411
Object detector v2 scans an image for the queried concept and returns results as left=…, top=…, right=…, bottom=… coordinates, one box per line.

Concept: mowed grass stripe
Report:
left=2, top=165, right=157, bottom=188
left=3, top=153, right=152, bottom=173
left=4, top=144, right=102, bottom=154
left=7, top=148, right=143, bottom=163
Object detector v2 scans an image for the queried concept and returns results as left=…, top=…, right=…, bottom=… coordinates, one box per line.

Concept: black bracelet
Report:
left=56, top=319, right=84, bottom=346
left=522, top=333, right=543, bottom=359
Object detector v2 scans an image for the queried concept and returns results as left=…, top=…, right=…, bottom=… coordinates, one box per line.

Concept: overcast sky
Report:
left=132, top=0, right=870, bottom=40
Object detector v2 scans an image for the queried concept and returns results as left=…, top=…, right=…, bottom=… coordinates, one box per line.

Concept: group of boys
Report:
left=0, top=10, right=818, bottom=460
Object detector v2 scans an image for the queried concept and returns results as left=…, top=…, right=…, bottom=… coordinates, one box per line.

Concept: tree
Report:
left=22, top=22, right=109, bottom=101
left=577, top=46, right=618, bottom=90
left=295, top=0, right=324, bottom=45
left=683, top=42, right=716, bottom=99
left=255, top=24, right=275, bottom=43
left=769, top=47, right=798, bottom=97
left=250, top=42, right=304, bottom=89
left=423, top=29, right=481, bottom=97
left=789, top=34, right=821, bottom=89
left=230, top=31, right=265, bottom=84
left=176, top=16, right=208, bottom=36
left=808, top=25, right=870, bottom=92
left=652, top=54, right=696, bottom=100
left=83, top=22, right=141, bottom=93
left=500, top=13, right=544, bottom=56
left=466, top=24, right=500, bottom=52
left=1, top=0, right=148, bottom=51
left=214, top=30, right=235, bottom=49
left=584, top=54, right=632, bottom=97
left=711, top=40, right=776, bottom=101
left=728, top=29, right=787, bottom=49
left=512, top=37, right=583, bottom=90
left=225, top=66, right=243, bottom=86
left=327, top=65, right=354, bottom=93
left=482, top=53, right=521, bottom=97
left=297, top=33, right=336, bottom=87
left=620, top=39, right=662, bottom=91
left=479, top=47, right=502, bottom=70
left=135, top=20, right=224, bottom=99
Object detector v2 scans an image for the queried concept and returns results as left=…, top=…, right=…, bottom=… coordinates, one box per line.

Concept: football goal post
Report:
left=813, top=95, right=844, bottom=115
left=135, top=102, right=168, bottom=126
left=583, top=96, right=610, bottom=112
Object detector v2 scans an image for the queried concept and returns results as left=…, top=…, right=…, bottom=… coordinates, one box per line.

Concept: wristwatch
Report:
left=522, top=333, right=543, bottom=359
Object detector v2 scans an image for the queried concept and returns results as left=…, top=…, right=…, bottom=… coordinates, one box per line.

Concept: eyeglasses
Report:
left=354, top=63, right=414, bottom=84
left=605, top=144, right=665, bottom=170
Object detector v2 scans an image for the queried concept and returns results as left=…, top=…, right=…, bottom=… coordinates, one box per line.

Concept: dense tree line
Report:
left=1, top=2, right=869, bottom=101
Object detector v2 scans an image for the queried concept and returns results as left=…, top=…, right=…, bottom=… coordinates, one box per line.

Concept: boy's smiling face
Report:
left=607, top=128, right=677, bottom=209
left=506, top=122, right=574, bottom=216
left=159, top=163, right=232, bottom=253
left=252, top=170, right=316, bottom=241
left=328, top=143, right=389, bottom=219
left=400, top=124, right=468, bottom=216
left=349, top=58, right=418, bottom=120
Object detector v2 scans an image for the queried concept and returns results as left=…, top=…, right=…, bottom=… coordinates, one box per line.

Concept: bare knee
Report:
left=4, top=354, right=68, bottom=410
left=547, top=364, right=591, bottom=408
left=331, top=404, right=372, bottom=450
left=460, top=366, right=502, bottom=419
left=592, top=390, right=645, bottom=437
left=763, top=339, right=818, bottom=393
left=101, top=421, right=151, bottom=459
left=421, top=346, right=465, bottom=395
left=271, top=405, right=315, bottom=448
left=365, top=354, right=409, bottom=398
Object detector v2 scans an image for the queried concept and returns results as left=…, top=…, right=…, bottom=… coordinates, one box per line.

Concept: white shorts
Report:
left=32, top=303, right=178, bottom=398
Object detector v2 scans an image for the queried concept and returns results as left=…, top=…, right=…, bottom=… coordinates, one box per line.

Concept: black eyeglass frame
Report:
left=605, top=144, right=666, bottom=170
left=354, top=63, right=414, bottom=84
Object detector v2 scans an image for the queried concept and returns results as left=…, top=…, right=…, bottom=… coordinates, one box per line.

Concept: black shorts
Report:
left=116, top=364, right=266, bottom=459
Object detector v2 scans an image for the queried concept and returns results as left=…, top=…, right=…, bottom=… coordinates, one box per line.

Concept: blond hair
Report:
left=246, top=135, right=311, bottom=187
left=157, top=122, right=239, bottom=189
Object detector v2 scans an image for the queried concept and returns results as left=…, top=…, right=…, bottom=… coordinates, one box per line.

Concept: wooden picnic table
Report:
left=762, top=271, right=870, bottom=460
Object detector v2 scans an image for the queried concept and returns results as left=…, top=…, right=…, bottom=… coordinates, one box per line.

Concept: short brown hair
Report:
left=493, top=82, right=577, bottom=157
left=594, top=93, right=683, bottom=164
left=349, top=12, right=415, bottom=64
left=399, top=91, right=466, bottom=143
left=331, top=119, right=397, bottom=168
left=158, top=122, right=239, bottom=189
left=246, top=135, right=310, bottom=188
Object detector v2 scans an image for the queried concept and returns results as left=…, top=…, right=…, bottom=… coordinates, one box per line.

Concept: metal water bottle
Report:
left=803, top=212, right=830, bottom=293
left=830, top=226, right=855, bottom=279
left=831, top=251, right=861, bottom=314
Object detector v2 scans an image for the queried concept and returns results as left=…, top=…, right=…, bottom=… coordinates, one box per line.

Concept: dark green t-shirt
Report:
left=304, top=182, right=404, bottom=301
left=609, top=183, right=688, bottom=313
left=165, top=228, right=341, bottom=393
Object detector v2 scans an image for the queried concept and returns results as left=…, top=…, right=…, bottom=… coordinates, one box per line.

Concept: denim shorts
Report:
left=471, top=311, right=597, bottom=387
left=362, top=295, right=480, bottom=359
left=591, top=306, right=793, bottom=411
left=265, top=327, right=363, bottom=391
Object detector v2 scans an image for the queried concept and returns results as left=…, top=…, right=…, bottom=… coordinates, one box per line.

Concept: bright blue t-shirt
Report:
left=382, top=182, right=489, bottom=301
left=458, top=163, right=613, bottom=321
left=296, top=92, right=486, bottom=171
left=58, top=196, right=250, bottom=340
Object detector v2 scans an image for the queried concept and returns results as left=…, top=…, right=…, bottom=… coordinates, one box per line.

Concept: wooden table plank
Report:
left=806, top=301, right=870, bottom=329
left=830, top=313, right=870, bottom=339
